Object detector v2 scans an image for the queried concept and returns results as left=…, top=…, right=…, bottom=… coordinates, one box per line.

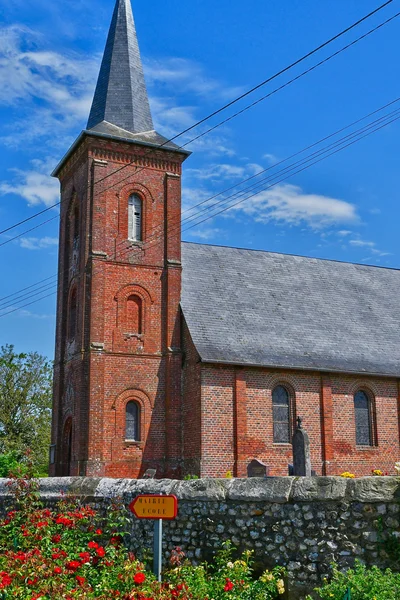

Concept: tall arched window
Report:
left=354, top=390, right=373, bottom=446
left=126, top=401, right=140, bottom=441
left=272, top=385, right=291, bottom=443
left=126, top=295, right=142, bottom=334
left=68, top=288, right=77, bottom=341
left=128, top=194, right=142, bottom=241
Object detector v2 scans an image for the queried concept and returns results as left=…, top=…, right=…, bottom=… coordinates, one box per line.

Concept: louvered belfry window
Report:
left=354, top=391, right=372, bottom=446
left=128, top=194, right=142, bottom=241
left=126, top=401, right=140, bottom=441
left=273, top=386, right=291, bottom=443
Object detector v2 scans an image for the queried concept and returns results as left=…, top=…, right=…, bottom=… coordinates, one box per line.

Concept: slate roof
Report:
left=181, top=242, right=400, bottom=377
left=87, top=0, right=153, bottom=135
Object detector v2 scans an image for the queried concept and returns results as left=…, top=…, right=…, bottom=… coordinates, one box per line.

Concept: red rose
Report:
left=134, top=572, right=146, bottom=584
left=52, top=534, right=61, bottom=543
left=79, top=552, right=91, bottom=563
left=96, top=547, right=106, bottom=558
left=54, top=567, right=62, bottom=575
left=95, top=529, right=102, bottom=535
left=224, top=578, right=234, bottom=592
left=76, top=576, right=86, bottom=586
left=88, top=541, right=98, bottom=549
left=66, top=560, right=81, bottom=571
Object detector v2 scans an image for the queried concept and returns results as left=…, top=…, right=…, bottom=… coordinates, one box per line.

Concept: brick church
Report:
left=50, top=0, right=400, bottom=479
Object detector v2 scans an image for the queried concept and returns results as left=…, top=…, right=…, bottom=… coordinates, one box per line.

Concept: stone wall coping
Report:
left=0, top=476, right=399, bottom=503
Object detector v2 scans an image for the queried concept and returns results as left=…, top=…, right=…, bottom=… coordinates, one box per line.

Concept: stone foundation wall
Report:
left=1, top=476, right=399, bottom=598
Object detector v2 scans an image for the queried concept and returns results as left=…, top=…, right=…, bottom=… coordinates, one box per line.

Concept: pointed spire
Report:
left=87, top=0, right=153, bottom=135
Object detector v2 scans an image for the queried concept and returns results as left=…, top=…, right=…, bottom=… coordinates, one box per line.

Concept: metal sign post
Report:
left=343, top=588, right=351, bottom=600
left=129, top=494, right=178, bottom=582
left=153, top=518, right=163, bottom=582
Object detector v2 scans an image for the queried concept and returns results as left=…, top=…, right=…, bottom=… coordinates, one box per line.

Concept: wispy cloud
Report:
left=0, top=25, right=98, bottom=146
left=228, top=183, right=358, bottom=229
left=349, top=238, right=391, bottom=257
left=186, top=162, right=261, bottom=181
left=145, top=57, right=244, bottom=101
left=19, top=236, right=58, bottom=250
left=263, top=153, right=279, bottom=165
left=16, top=309, right=55, bottom=319
left=187, top=227, right=224, bottom=241
left=0, top=159, right=60, bottom=207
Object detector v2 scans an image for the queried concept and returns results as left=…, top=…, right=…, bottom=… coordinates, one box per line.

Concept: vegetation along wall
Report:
left=1, top=476, right=399, bottom=599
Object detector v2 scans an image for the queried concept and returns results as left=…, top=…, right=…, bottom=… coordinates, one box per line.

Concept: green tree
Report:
left=0, top=344, right=52, bottom=474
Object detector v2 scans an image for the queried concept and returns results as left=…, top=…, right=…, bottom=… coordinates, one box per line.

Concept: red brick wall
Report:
left=51, top=134, right=188, bottom=478
left=196, top=366, right=400, bottom=478
left=330, top=376, right=400, bottom=476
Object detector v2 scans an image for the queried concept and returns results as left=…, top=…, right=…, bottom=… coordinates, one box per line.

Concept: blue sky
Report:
left=0, top=0, right=399, bottom=359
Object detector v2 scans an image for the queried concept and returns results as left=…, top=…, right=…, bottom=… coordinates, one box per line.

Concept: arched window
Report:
left=126, top=295, right=142, bottom=334
left=68, top=288, right=77, bottom=341
left=126, top=401, right=140, bottom=441
left=354, top=390, right=373, bottom=446
left=272, top=385, right=291, bottom=443
left=128, top=194, right=142, bottom=241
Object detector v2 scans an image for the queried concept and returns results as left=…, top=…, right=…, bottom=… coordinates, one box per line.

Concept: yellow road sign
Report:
left=129, top=494, right=178, bottom=520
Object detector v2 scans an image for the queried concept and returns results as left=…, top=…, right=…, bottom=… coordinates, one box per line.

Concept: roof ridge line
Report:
left=181, top=240, right=399, bottom=272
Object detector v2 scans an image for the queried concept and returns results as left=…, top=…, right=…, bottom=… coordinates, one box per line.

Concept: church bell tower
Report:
left=50, top=0, right=190, bottom=478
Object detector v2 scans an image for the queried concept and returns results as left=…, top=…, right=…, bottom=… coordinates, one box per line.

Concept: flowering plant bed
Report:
left=0, top=467, right=284, bottom=599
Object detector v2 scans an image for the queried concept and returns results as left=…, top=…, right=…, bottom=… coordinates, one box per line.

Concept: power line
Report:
left=0, top=215, right=59, bottom=248
left=0, top=202, right=60, bottom=236
left=2, top=96, right=399, bottom=308
left=0, top=0, right=396, bottom=238
left=167, top=0, right=396, bottom=143
left=2, top=97, right=399, bottom=317
left=180, top=10, right=400, bottom=150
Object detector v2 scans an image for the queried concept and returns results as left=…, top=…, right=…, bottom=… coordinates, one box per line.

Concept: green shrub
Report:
left=307, top=561, right=400, bottom=599
left=0, top=452, right=21, bottom=478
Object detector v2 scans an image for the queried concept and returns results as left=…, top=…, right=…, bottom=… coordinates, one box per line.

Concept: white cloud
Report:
left=144, top=57, right=243, bottom=101
left=263, top=153, right=278, bottom=165
left=0, top=159, right=60, bottom=207
left=16, top=309, right=54, bottom=319
left=349, top=238, right=391, bottom=257
left=228, top=183, right=358, bottom=228
left=349, top=239, right=374, bottom=248
left=19, top=236, right=58, bottom=250
left=185, top=161, right=264, bottom=184
left=188, top=227, right=223, bottom=241
left=0, top=25, right=98, bottom=145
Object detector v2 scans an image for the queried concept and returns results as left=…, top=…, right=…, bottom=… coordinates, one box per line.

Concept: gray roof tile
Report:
left=181, top=242, right=400, bottom=377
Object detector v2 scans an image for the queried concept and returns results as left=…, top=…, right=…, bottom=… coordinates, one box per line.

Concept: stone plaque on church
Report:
left=247, top=459, right=269, bottom=478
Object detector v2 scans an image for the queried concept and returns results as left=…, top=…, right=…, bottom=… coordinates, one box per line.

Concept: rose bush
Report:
left=0, top=466, right=284, bottom=599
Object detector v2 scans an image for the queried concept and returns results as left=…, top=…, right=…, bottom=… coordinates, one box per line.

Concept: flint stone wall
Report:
left=1, top=476, right=400, bottom=599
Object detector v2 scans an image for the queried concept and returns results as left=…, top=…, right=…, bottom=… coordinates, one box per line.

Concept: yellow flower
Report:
left=277, top=579, right=285, bottom=595
left=225, top=470, right=233, bottom=479
left=340, top=472, right=355, bottom=478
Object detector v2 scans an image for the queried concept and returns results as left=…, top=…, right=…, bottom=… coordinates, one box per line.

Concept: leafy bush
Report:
left=0, top=463, right=284, bottom=599
left=0, top=453, right=21, bottom=478
left=307, top=561, right=400, bottom=599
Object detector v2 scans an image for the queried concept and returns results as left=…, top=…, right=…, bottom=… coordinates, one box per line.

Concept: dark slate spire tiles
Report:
left=87, top=0, right=153, bottom=134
